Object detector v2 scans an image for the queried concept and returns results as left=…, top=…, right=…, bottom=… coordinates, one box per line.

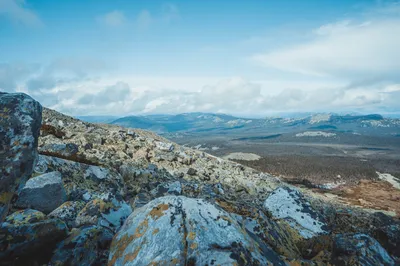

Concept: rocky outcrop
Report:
left=108, top=196, right=285, bottom=266
left=50, top=225, right=113, bottom=266
left=39, top=107, right=282, bottom=200
left=15, top=171, right=67, bottom=213
left=0, top=93, right=42, bottom=221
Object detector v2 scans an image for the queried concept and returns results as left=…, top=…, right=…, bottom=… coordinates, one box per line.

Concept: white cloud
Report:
left=162, top=3, right=179, bottom=23
left=136, top=10, right=152, bottom=29
left=99, top=10, right=126, bottom=27
left=1, top=61, right=398, bottom=115
left=0, top=0, right=42, bottom=26
left=252, top=19, right=400, bottom=78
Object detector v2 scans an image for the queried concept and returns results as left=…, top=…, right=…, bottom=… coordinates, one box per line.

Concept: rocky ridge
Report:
left=0, top=92, right=399, bottom=265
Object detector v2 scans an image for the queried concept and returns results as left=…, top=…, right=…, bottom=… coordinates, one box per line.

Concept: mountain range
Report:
left=77, top=112, right=400, bottom=136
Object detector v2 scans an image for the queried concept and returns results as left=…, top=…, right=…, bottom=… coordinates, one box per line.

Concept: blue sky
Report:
left=0, top=0, right=399, bottom=116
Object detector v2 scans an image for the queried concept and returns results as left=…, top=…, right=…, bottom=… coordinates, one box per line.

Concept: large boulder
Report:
left=15, top=171, right=67, bottom=213
left=333, top=233, right=395, bottom=266
left=264, top=187, right=329, bottom=239
left=0, top=210, right=68, bottom=264
left=108, top=196, right=285, bottom=266
left=0, top=92, right=42, bottom=221
left=50, top=225, right=113, bottom=266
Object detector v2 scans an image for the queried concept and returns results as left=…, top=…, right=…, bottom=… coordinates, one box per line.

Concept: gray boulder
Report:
left=108, top=195, right=285, bottom=266
left=333, top=233, right=395, bottom=266
left=15, top=171, right=66, bottom=213
left=264, top=186, right=328, bottom=238
left=0, top=92, right=42, bottom=221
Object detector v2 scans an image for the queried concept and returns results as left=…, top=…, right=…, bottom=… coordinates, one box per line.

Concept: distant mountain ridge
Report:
left=105, top=112, right=400, bottom=135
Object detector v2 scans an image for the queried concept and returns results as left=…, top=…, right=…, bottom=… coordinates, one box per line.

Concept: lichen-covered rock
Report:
left=0, top=215, right=68, bottom=263
left=34, top=155, right=126, bottom=201
left=0, top=92, right=42, bottom=221
left=333, top=233, right=395, bottom=266
left=5, top=209, right=46, bottom=225
left=75, top=197, right=132, bottom=231
left=150, top=181, right=182, bottom=197
left=15, top=171, right=67, bottom=213
left=48, top=201, right=85, bottom=228
left=40, top=107, right=281, bottom=200
left=155, top=141, right=174, bottom=151
left=50, top=225, right=113, bottom=266
left=108, top=196, right=285, bottom=266
left=264, top=187, right=328, bottom=239
left=374, top=223, right=400, bottom=259
left=39, top=143, right=79, bottom=158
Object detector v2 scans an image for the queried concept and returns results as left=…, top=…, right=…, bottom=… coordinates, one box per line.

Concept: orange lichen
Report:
left=108, top=234, right=135, bottom=266
left=123, top=248, right=140, bottom=264
left=190, top=242, right=198, bottom=249
left=152, top=228, right=159, bottom=235
left=134, top=219, right=149, bottom=238
left=218, top=215, right=232, bottom=223
left=188, top=232, right=196, bottom=240
left=149, top=204, right=169, bottom=220
left=171, top=258, right=180, bottom=265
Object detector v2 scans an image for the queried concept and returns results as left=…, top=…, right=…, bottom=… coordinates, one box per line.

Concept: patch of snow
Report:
left=223, top=152, right=261, bottom=161
left=309, top=114, right=331, bottom=124
left=296, top=131, right=336, bottom=137
left=377, top=172, right=400, bottom=189
left=318, top=181, right=346, bottom=190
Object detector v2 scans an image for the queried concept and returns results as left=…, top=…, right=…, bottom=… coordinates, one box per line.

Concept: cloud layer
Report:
left=1, top=60, right=398, bottom=116
left=0, top=0, right=42, bottom=26
left=252, top=19, right=400, bottom=78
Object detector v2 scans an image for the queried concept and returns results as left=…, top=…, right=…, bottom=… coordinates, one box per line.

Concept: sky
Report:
left=0, top=0, right=400, bottom=117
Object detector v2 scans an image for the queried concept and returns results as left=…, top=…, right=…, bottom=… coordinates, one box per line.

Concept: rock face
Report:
left=0, top=210, right=68, bottom=263
left=0, top=93, right=42, bottom=221
left=108, top=196, right=285, bottom=266
left=333, top=233, right=395, bottom=265
left=15, top=171, right=67, bottom=213
left=264, top=187, right=328, bottom=239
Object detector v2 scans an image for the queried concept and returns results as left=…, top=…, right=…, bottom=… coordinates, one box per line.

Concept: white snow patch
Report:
left=377, top=172, right=400, bottom=189
left=309, top=114, right=331, bottom=124
left=296, top=131, right=336, bottom=137
left=223, top=152, right=261, bottom=161
left=318, top=181, right=346, bottom=190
